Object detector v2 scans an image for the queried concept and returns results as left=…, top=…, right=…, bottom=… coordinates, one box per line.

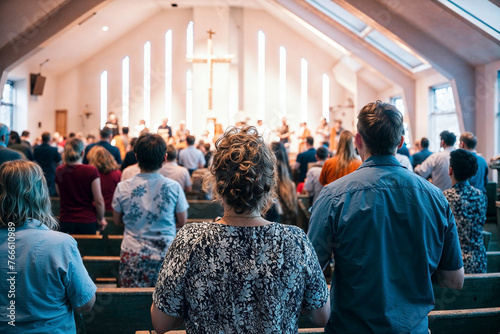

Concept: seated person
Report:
left=444, top=149, right=488, bottom=273
left=0, top=160, right=96, bottom=333
left=151, top=126, right=329, bottom=333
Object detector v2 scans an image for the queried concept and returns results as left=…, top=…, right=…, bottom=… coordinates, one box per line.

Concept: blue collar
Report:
left=358, top=155, right=405, bottom=170
left=0, top=142, right=6, bottom=148
left=453, top=180, right=470, bottom=188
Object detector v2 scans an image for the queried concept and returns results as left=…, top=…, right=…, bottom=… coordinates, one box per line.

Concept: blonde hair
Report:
left=0, top=160, right=58, bottom=229
left=87, top=145, right=118, bottom=174
left=335, top=130, right=357, bottom=174
left=63, top=137, right=85, bottom=164
left=203, top=126, right=277, bottom=215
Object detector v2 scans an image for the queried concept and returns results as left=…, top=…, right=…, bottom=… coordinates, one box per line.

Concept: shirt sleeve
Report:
left=303, top=170, right=314, bottom=192
left=55, top=150, right=62, bottom=163
left=112, top=184, right=122, bottom=213
left=63, top=237, right=97, bottom=310
left=301, top=231, right=330, bottom=310
left=199, top=151, right=206, bottom=166
left=184, top=170, right=192, bottom=187
left=307, top=190, right=336, bottom=269
left=437, top=205, right=464, bottom=271
left=153, top=227, right=196, bottom=317
left=414, top=153, right=434, bottom=178
left=175, top=183, right=189, bottom=213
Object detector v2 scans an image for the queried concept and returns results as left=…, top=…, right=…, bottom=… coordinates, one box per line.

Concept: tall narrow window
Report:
left=0, top=81, right=14, bottom=130
left=301, top=58, right=308, bottom=122
left=165, top=30, right=173, bottom=120
left=258, top=31, right=266, bottom=120
left=186, top=69, right=193, bottom=131
left=122, top=56, right=129, bottom=127
left=144, top=41, right=151, bottom=126
left=100, top=71, right=107, bottom=129
left=391, top=96, right=411, bottom=145
left=429, top=85, right=460, bottom=151
left=322, top=73, right=329, bottom=121
left=279, top=46, right=286, bottom=116
left=186, top=21, right=194, bottom=58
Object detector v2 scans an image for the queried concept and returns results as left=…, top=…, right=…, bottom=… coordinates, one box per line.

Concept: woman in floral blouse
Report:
left=444, top=149, right=487, bottom=273
left=112, top=133, right=188, bottom=287
left=151, top=126, right=330, bottom=333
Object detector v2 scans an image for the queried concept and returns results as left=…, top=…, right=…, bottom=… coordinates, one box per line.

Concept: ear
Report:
left=440, top=139, right=445, bottom=147
left=459, top=142, right=465, bottom=149
left=448, top=166, right=453, bottom=177
left=397, top=136, right=404, bottom=149
left=355, top=133, right=363, bottom=150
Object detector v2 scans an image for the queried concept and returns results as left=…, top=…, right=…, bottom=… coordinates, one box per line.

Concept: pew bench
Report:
left=83, top=256, right=120, bottom=283
left=79, top=274, right=500, bottom=334
left=73, top=235, right=122, bottom=256
left=137, top=308, right=500, bottom=334
left=487, top=251, right=500, bottom=273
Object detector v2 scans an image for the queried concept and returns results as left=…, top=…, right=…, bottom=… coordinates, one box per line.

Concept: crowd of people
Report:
left=0, top=101, right=493, bottom=333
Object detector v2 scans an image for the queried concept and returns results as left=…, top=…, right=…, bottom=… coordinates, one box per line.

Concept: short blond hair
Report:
left=0, top=160, right=58, bottom=229
left=87, top=145, right=118, bottom=174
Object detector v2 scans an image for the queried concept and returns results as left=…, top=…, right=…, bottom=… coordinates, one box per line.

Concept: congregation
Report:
left=0, top=100, right=495, bottom=333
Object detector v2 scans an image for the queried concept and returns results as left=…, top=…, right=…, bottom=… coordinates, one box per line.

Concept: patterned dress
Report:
left=153, top=222, right=329, bottom=333
left=444, top=181, right=487, bottom=273
left=112, top=173, right=189, bottom=287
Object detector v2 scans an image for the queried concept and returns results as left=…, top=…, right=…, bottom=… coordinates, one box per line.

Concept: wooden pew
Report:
left=487, top=251, right=500, bottom=273
left=433, top=273, right=500, bottom=310
left=72, top=235, right=122, bottom=256
left=486, top=182, right=497, bottom=223
left=428, top=307, right=500, bottom=334
left=79, top=274, right=500, bottom=334
left=187, top=200, right=222, bottom=220
left=83, top=256, right=120, bottom=283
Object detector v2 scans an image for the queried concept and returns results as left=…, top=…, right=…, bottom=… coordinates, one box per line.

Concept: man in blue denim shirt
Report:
left=308, top=101, right=464, bottom=334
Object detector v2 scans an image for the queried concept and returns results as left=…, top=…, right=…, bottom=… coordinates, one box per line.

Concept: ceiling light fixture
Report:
left=102, top=26, right=109, bottom=32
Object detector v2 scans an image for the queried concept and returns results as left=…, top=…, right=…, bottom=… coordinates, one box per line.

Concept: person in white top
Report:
left=178, top=135, right=206, bottom=175
left=396, top=153, right=413, bottom=172
left=121, top=163, right=140, bottom=181
left=159, top=145, right=192, bottom=192
left=414, top=131, right=456, bottom=191
left=256, top=119, right=271, bottom=143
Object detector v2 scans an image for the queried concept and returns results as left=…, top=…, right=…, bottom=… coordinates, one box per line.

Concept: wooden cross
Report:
left=186, top=29, right=234, bottom=111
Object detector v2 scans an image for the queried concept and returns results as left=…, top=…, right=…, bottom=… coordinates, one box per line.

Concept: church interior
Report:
left=1, top=0, right=500, bottom=333
left=1, top=0, right=499, bottom=159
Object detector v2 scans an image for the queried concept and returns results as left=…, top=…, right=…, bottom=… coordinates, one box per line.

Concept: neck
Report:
left=219, top=209, right=270, bottom=227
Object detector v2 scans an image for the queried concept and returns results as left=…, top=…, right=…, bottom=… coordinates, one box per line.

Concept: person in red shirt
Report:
left=55, top=138, right=107, bottom=234
left=87, top=145, right=121, bottom=211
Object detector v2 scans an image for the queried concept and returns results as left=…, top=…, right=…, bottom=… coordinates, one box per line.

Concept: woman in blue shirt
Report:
left=0, top=160, right=96, bottom=333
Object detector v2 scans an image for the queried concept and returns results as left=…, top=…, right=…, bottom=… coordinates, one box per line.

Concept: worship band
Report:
left=0, top=100, right=494, bottom=333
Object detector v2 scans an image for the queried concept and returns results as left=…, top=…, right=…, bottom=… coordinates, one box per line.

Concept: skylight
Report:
left=305, top=0, right=367, bottom=34
left=438, top=0, right=500, bottom=41
left=365, top=31, right=424, bottom=69
left=304, top=0, right=429, bottom=72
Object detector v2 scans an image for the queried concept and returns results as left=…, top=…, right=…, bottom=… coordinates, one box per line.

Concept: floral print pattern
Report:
left=153, top=222, right=329, bottom=333
left=444, top=181, right=487, bottom=273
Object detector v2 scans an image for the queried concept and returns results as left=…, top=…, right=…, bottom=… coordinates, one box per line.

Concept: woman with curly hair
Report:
left=270, top=141, right=298, bottom=225
left=151, top=126, right=329, bottom=333
left=0, top=160, right=96, bottom=333
left=87, top=145, right=122, bottom=211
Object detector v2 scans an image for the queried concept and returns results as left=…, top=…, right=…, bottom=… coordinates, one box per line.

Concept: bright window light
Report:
left=100, top=71, right=107, bottom=129
left=301, top=58, right=308, bottom=122
left=122, top=56, right=129, bottom=127
left=322, top=73, right=329, bottom=121
left=186, top=69, right=193, bottom=131
left=258, top=31, right=266, bottom=120
left=279, top=46, right=287, bottom=117
left=186, top=21, right=194, bottom=58
left=165, top=30, right=173, bottom=120
left=144, top=41, right=151, bottom=126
